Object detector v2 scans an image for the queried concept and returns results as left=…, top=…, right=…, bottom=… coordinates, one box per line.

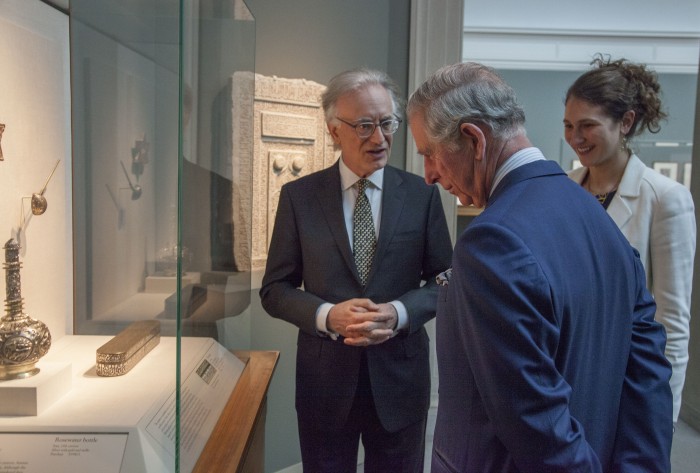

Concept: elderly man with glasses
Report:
left=408, top=62, right=672, bottom=473
left=260, top=68, right=452, bottom=472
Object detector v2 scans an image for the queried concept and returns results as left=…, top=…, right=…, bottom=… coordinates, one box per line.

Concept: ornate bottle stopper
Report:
left=0, top=238, right=51, bottom=380
left=30, top=159, right=61, bottom=215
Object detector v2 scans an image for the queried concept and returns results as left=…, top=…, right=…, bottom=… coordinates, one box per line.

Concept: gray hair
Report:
left=321, top=68, right=404, bottom=124
left=407, top=62, right=526, bottom=151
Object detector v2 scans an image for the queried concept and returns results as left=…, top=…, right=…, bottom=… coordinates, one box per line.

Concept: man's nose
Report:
left=369, top=125, right=386, bottom=143
left=569, top=128, right=583, bottom=144
left=424, top=158, right=438, bottom=184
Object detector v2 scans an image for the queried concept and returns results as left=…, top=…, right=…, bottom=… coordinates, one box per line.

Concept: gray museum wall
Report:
left=242, top=1, right=411, bottom=471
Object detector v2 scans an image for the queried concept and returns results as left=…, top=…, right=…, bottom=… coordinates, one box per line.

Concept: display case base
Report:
left=0, top=335, right=244, bottom=472
left=0, top=362, right=72, bottom=416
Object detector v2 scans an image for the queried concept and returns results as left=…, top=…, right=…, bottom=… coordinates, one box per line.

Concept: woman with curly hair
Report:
left=565, top=54, right=696, bottom=425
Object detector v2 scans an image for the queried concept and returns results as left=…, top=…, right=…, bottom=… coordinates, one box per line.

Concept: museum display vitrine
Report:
left=0, top=1, right=258, bottom=472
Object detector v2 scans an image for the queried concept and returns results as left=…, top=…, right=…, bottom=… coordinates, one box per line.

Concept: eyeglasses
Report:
left=335, top=116, right=402, bottom=139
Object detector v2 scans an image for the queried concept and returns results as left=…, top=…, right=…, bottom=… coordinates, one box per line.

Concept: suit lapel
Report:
left=607, top=155, right=644, bottom=230
left=607, top=192, right=633, bottom=229
left=370, top=167, right=405, bottom=284
left=316, top=164, right=405, bottom=287
left=567, top=158, right=635, bottom=228
left=316, top=163, right=357, bottom=277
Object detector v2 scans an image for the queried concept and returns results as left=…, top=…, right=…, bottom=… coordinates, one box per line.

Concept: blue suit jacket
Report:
left=260, top=161, right=452, bottom=432
left=432, top=160, right=672, bottom=473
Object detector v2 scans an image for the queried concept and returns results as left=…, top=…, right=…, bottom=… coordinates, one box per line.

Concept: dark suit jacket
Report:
left=432, top=160, right=673, bottom=473
left=260, top=161, right=452, bottom=432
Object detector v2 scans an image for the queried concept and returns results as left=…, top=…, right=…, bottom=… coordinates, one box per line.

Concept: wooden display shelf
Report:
left=194, top=350, right=279, bottom=473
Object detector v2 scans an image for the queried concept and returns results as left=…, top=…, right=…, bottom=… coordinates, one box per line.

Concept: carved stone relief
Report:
left=229, top=73, right=336, bottom=271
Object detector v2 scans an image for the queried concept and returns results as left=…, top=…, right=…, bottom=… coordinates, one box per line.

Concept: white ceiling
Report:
left=463, top=0, right=700, bottom=36
left=462, top=0, right=700, bottom=72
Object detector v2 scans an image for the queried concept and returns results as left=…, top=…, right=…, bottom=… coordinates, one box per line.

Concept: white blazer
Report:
left=569, top=154, right=696, bottom=422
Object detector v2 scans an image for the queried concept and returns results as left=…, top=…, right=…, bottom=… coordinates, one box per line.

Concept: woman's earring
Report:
left=620, top=134, right=628, bottom=152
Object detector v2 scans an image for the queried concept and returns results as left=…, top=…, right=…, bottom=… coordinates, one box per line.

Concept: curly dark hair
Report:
left=565, top=53, right=667, bottom=137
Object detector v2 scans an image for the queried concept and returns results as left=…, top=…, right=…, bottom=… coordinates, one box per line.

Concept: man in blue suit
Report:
left=407, top=62, right=673, bottom=472
left=261, top=68, right=452, bottom=472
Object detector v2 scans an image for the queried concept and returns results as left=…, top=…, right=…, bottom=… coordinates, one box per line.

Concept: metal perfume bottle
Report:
left=0, top=238, right=51, bottom=380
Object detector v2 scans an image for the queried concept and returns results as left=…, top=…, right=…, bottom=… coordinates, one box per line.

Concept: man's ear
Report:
left=328, top=122, right=341, bottom=145
left=460, top=122, right=485, bottom=161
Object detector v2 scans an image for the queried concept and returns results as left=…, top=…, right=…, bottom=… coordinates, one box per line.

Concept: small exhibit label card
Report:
left=144, top=340, right=245, bottom=472
left=0, top=433, right=128, bottom=472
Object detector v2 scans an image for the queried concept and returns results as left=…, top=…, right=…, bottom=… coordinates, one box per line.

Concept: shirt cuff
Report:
left=390, top=300, right=408, bottom=333
left=315, top=302, right=338, bottom=340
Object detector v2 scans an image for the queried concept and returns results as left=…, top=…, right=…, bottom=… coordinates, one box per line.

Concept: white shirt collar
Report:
left=490, top=147, right=545, bottom=196
left=339, top=157, right=384, bottom=191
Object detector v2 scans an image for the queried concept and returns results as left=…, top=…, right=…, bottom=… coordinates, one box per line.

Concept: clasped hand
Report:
left=327, top=299, right=397, bottom=347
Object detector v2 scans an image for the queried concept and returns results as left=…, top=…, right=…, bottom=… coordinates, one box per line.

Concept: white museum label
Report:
left=0, top=432, right=128, bottom=473
left=144, top=340, right=245, bottom=472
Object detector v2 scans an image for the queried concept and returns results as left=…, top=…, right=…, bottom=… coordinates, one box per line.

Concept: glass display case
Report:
left=0, top=1, right=260, bottom=472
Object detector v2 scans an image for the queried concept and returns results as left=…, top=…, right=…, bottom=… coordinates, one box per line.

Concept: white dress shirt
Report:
left=315, top=158, right=408, bottom=337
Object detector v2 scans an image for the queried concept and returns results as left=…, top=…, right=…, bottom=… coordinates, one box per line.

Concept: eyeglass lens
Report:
left=356, top=119, right=399, bottom=138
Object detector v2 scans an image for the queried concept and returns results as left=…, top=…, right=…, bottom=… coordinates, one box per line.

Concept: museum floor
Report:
left=355, top=419, right=700, bottom=472
left=672, top=420, right=700, bottom=473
